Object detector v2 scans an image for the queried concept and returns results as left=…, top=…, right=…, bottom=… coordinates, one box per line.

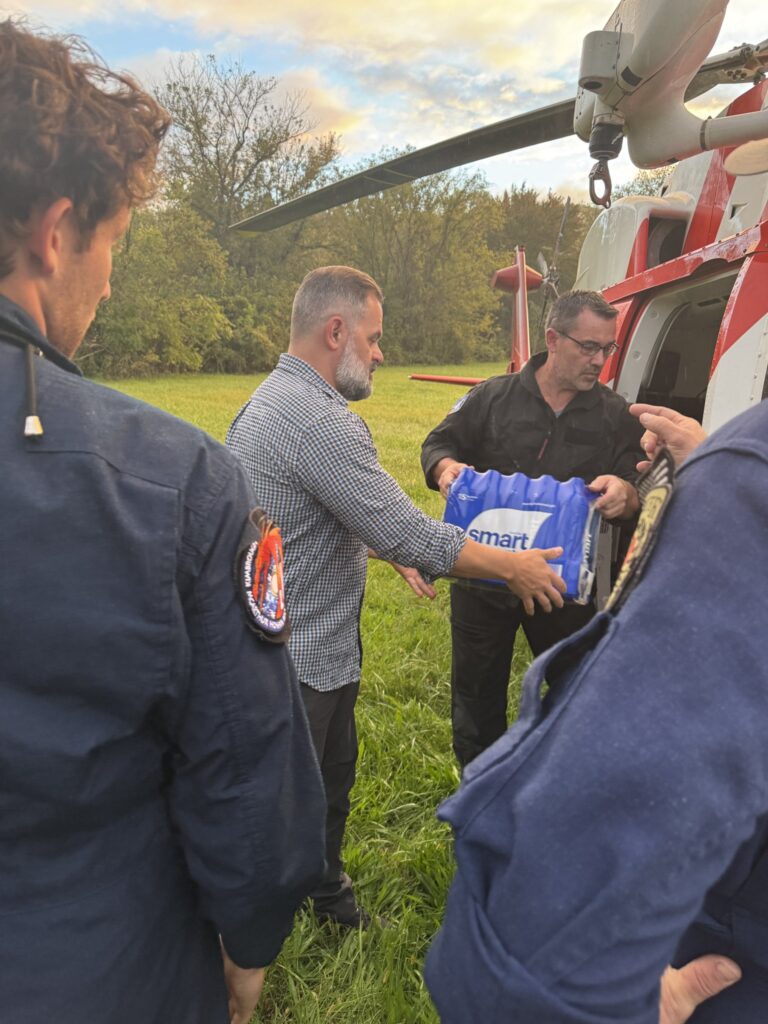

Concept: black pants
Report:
left=300, top=681, right=359, bottom=896
left=450, top=584, right=595, bottom=768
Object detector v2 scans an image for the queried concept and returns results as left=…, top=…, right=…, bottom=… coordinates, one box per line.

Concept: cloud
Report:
left=687, top=85, right=753, bottom=120
left=1, top=1, right=106, bottom=25
left=4, top=0, right=764, bottom=198
left=3, top=0, right=593, bottom=162
left=114, top=46, right=200, bottom=89
left=717, top=1, right=767, bottom=49
left=272, top=68, right=365, bottom=138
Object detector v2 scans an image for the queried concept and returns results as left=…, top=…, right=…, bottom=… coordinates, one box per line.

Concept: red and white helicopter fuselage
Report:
left=580, top=78, right=768, bottom=433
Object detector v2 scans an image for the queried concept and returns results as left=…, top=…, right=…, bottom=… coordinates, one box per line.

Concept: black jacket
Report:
left=421, top=353, right=644, bottom=490
left=0, top=297, right=325, bottom=1024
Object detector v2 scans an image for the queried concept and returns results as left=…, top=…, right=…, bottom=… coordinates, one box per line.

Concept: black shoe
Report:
left=315, top=900, right=373, bottom=929
left=310, top=873, right=377, bottom=930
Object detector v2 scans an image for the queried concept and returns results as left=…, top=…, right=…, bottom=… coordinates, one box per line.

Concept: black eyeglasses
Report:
left=558, top=331, right=619, bottom=358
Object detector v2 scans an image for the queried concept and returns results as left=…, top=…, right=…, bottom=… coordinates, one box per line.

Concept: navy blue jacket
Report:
left=0, top=298, right=325, bottom=1023
left=426, top=399, right=768, bottom=1022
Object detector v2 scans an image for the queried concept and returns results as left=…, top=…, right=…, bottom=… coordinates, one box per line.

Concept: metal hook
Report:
left=589, top=159, right=613, bottom=208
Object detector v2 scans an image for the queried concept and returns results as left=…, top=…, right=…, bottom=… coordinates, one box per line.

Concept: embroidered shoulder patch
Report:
left=235, top=508, right=290, bottom=643
left=605, top=449, right=676, bottom=614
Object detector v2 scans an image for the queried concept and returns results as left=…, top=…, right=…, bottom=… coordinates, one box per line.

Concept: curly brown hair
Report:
left=0, top=18, right=171, bottom=277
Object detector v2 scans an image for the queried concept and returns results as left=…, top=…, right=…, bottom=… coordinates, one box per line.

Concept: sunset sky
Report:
left=3, top=0, right=765, bottom=200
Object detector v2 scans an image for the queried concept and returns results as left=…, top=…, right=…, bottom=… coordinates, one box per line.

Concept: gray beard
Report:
left=336, top=342, right=373, bottom=401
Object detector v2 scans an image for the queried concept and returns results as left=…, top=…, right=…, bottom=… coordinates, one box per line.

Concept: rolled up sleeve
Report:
left=297, top=408, right=465, bottom=579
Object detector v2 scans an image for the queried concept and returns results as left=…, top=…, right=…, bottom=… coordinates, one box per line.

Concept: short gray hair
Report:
left=546, top=290, right=618, bottom=337
left=291, top=266, right=383, bottom=339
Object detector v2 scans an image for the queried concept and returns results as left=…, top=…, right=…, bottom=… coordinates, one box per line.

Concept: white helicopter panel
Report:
left=717, top=169, right=768, bottom=238
left=575, top=194, right=694, bottom=292
left=575, top=204, right=643, bottom=291
left=702, top=252, right=768, bottom=430
left=715, top=88, right=768, bottom=239
left=704, top=314, right=768, bottom=430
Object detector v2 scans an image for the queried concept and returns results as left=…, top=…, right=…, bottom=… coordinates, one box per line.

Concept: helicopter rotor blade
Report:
left=537, top=252, right=549, bottom=277
left=684, top=38, right=768, bottom=101
left=233, top=98, right=576, bottom=233
left=232, top=38, right=768, bottom=234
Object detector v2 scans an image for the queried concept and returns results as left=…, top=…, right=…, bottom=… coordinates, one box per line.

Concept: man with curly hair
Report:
left=0, top=19, right=324, bottom=1024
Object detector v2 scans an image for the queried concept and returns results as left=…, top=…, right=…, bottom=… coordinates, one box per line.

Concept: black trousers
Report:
left=450, top=584, right=595, bottom=768
left=300, top=681, right=359, bottom=896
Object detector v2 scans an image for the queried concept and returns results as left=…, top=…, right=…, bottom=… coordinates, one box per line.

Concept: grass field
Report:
left=110, top=364, right=534, bottom=1023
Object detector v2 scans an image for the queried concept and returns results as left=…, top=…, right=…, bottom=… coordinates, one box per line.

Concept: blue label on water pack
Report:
left=444, top=468, right=599, bottom=603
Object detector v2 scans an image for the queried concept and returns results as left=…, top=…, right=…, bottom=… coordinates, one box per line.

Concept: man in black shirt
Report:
left=421, top=290, right=644, bottom=767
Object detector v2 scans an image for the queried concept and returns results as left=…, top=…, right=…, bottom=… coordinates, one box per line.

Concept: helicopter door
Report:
left=614, top=269, right=739, bottom=423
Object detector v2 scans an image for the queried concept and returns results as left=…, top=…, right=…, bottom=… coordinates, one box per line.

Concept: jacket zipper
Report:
left=536, top=427, right=553, bottom=464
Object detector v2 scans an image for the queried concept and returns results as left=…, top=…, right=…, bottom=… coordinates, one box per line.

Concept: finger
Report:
left=539, top=547, right=564, bottom=560
left=548, top=586, right=565, bottom=608
left=630, top=402, right=662, bottom=417
left=636, top=459, right=651, bottom=472
left=522, top=596, right=535, bottom=615
left=677, top=956, right=741, bottom=1005
left=600, top=507, right=619, bottom=520
left=587, top=476, right=608, bottom=492
left=536, top=592, right=553, bottom=613
left=640, top=429, right=658, bottom=453
left=660, top=957, right=741, bottom=1024
left=637, top=412, right=684, bottom=440
left=630, top=403, right=683, bottom=423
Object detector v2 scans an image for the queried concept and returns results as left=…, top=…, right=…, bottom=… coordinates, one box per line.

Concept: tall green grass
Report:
left=109, top=365, right=533, bottom=1023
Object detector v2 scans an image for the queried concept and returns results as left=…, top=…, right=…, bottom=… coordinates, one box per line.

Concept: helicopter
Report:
left=233, top=0, right=768, bottom=443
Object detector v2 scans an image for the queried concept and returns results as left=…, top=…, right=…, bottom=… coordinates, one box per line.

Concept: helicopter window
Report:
left=624, top=272, right=738, bottom=423
left=646, top=218, right=686, bottom=268
left=638, top=284, right=733, bottom=419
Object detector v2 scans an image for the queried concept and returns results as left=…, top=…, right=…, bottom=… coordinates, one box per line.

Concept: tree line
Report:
left=80, top=55, right=651, bottom=378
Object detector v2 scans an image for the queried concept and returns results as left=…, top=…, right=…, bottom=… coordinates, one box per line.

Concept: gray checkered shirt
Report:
left=226, top=354, right=465, bottom=691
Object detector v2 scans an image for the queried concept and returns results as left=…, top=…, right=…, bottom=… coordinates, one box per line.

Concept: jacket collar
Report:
left=0, top=294, right=82, bottom=376
left=519, top=350, right=602, bottom=411
left=277, top=352, right=347, bottom=407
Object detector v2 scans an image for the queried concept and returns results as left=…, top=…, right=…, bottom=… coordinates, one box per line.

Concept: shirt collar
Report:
left=520, top=349, right=601, bottom=411
left=277, top=352, right=347, bottom=407
left=0, top=294, right=82, bottom=376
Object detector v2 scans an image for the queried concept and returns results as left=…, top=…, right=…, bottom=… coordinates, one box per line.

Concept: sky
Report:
left=3, top=0, right=766, bottom=201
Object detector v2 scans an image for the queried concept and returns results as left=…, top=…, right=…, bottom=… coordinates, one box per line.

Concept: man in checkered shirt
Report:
left=227, top=266, right=565, bottom=929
